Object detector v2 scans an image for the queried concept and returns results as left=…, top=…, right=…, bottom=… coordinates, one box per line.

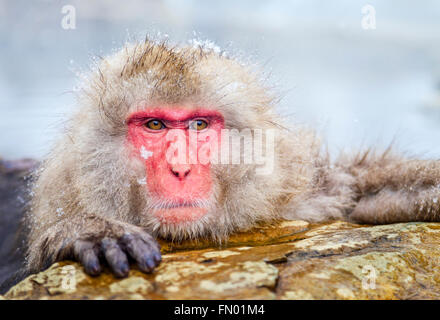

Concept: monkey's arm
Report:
left=285, top=151, right=440, bottom=224
left=25, top=135, right=162, bottom=277
left=345, top=153, right=440, bottom=224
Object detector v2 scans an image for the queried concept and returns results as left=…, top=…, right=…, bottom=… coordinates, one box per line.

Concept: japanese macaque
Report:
left=25, top=39, right=440, bottom=278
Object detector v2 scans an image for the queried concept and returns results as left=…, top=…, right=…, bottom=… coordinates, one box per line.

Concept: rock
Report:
left=0, top=158, right=38, bottom=293
left=4, top=220, right=440, bottom=299
left=0, top=158, right=38, bottom=175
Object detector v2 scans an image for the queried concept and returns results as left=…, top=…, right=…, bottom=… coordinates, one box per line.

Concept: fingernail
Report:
left=121, top=263, right=129, bottom=274
left=91, top=264, right=100, bottom=274
left=146, top=258, right=155, bottom=269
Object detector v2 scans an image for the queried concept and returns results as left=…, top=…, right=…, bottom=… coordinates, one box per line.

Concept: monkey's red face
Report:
left=127, top=107, right=224, bottom=226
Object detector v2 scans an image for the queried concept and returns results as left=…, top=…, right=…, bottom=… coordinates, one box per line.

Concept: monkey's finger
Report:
left=139, top=233, right=162, bottom=252
left=73, top=240, right=101, bottom=276
left=101, top=238, right=130, bottom=278
left=120, top=234, right=161, bottom=273
left=144, top=239, right=162, bottom=264
left=139, top=234, right=162, bottom=264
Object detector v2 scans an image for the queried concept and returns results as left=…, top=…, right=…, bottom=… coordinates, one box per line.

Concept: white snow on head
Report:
left=137, top=177, right=147, bottom=185
left=224, top=81, right=246, bottom=92
left=189, top=38, right=221, bottom=55
left=56, top=208, right=65, bottom=217
left=140, top=146, right=153, bottom=160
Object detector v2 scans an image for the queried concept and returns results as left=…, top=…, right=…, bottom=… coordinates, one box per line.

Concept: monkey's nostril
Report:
left=170, top=166, right=191, bottom=179
left=171, top=169, right=179, bottom=177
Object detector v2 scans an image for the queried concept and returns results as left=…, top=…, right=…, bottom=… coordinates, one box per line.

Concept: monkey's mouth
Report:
left=149, top=199, right=210, bottom=225
left=155, top=202, right=203, bottom=209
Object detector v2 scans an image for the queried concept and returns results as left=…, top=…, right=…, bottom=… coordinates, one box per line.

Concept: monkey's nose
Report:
left=170, top=164, right=191, bottom=180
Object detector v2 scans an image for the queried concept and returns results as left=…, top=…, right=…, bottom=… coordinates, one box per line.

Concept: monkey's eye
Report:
left=145, top=119, right=165, bottom=131
left=189, top=119, right=208, bottom=131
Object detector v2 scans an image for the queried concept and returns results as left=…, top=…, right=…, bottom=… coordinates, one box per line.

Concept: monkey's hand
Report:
left=71, top=225, right=161, bottom=278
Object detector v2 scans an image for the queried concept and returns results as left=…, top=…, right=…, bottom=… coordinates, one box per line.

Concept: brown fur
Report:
left=25, top=39, right=440, bottom=273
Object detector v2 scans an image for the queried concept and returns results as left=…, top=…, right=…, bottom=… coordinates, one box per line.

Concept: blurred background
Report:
left=1, top=0, right=440, bottom=159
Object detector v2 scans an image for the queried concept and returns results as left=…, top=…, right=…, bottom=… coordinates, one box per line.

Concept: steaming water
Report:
left=1, top=0, right=440, bottom=159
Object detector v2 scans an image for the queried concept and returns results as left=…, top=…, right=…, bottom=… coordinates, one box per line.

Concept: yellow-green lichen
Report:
left=109, top=276, right=153, bottom=294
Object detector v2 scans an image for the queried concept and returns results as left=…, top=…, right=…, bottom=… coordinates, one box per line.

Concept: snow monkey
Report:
left=26, top=39, right=440, bottom=278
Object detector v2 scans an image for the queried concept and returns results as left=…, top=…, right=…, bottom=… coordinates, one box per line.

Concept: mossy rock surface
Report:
left=3, top=220, right=440, bottom=300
